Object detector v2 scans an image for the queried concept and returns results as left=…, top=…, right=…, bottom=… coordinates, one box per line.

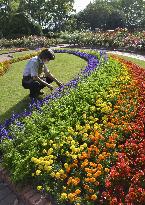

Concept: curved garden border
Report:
left=0, top=49, right=101, bottom=141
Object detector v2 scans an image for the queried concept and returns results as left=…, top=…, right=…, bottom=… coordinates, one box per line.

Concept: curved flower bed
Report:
left=0, top=50, right=144, bottom=205
left=60, top=28, right=145, bottom=53
left=101, top=56, right=145, bottom=205
left=0, top=49, right=100, bottom=141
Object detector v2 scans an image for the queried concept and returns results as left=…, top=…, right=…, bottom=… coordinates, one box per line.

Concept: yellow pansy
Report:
left=36, top=170, right=41, bottom=176
left=61, top=193, right=67, bottom=200
left=37, top=186, right=42, bottom=191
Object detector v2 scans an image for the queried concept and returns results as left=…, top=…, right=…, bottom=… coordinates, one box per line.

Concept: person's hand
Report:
left=57, top=81, right=63, bottom=87
left=47, top=84, right=53, bottom=91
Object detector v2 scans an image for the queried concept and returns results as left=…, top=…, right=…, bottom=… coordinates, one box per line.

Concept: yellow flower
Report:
left=38, top=165, right=43, bottom=170
left=53, top=144, right=57, bottom=148
left=68, top=135, right=73, bottom=141
left=72, top=155, right=77, bottom=159
left=83, top=113, right=87, bottom=119
left=71, top=140, right=75, bottom=145
left=42, top=142, right=47, bottom=146
left=61, top=193, right=67, bottom=200
left=37, top=186, right=42, bottom=191
left=64, top=163, right=69, bottom=168
left=83, top=143, right=87, bottom=148
left=42, top=149, right=47, bottom=154
left=63, top=186, right=67, bottom=190
left=32, top=173, right=35, bottom=176
left=44, top=165, right=52, bottom=172
left=59, top=169, right=64, bottom=174
left=68, top=193, right=75, bottom=200
left=31, top=157, right=36, bottom=162
left=49, top=155, right=54, bottom=159
left=55, top=172, right=61, bottom=179
left=85, top=124, right=90, bottom=130
left=48, top=148, right=53, bottom=154
left=49, top=159, right=53, bottom=164
left=36, top=170, right=41, bottom=176
left=83, top=133, right=88, bottom=138
left=50, top=172, right=55, bottom=177
left=68, top=127, right=74, bottom=134
left=90, top=106, right=96, bottom=112
left=70, top=145, right=76, bottom=152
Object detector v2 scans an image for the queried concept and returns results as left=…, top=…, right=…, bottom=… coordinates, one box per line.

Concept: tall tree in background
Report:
left=20, top=0, right=74, bottom=30
left=76, top=0, right=124, bottom=30
left=76, top=0, right=145, bottom=31
left=120, top=0, right=145, bottom=30
left=0, top=0, right=74, bottom=37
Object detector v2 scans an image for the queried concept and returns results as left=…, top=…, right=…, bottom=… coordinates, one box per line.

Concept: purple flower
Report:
left=0, top=49, right=107, bottom=142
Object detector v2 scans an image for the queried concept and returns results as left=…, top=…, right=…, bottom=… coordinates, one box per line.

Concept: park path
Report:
left=0, top=53, right=13, bottom=62
left=106, top=50, right=145, bottom=61
left=0, top=181, right=25, bottom=205
left=0, top=46, right=145, bottom=205
left=0, top=46, right=145, bottom=62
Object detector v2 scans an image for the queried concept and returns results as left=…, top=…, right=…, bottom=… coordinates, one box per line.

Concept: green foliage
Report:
left=0, top=53, right=127, bottom=183
left=76, top=0, right=145, bottom=31
left=0, top=51, right=87, bottom=123
left=3, top=13, right=42, bottom=37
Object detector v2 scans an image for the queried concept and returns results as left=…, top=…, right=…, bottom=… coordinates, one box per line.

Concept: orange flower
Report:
left=66, top=167, right=71, bottom=173
left=91, top=194, right=97, bottom=200
left=75, top=189, right=81, bottom=195
left=94, top=171, right=102, bottom=178
left=89, top=177, right=96, bottom=183
left=105, top=168, right=110, bottom=172
left=68, top=193, right=76, bottom=201
left=98, top=154, right=105, bottom=161
left=95, top=131, right=100, bottom=138
left=87, top=173, right=92, bottom=177
left=97, top=164, right=103, bottom=170
left=89, top=189, right=94, bottom=193
left=84, top=184, right=89, bottom=189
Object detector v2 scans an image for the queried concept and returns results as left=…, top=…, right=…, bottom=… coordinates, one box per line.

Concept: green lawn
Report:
left=0, top=53, right=87, bottom=123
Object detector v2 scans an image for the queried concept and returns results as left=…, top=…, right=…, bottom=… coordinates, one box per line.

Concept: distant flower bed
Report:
left=0, top=35, right=58, bottom=49
left=0, top=50, right=144, bottom=205
left=0, top=52, right=38, bottom=77
left=60, top=28, right=145, bottom=53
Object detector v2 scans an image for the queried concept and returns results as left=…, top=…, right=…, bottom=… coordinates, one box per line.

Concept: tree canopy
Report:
left=0, top=0, right=145, bottom=37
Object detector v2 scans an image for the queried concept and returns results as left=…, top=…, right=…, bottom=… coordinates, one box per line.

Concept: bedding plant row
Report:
left=60, top=28, right=145, bottom=52
left=0, top=51, right=38, bottom=77
left=0, top=49, right=145, bottom=205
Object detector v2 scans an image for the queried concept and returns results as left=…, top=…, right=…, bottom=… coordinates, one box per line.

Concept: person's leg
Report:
left=29, top=81, right=44, bottom=98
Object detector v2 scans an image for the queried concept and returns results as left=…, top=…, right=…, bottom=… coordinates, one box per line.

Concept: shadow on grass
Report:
left=0, top=95, right=31, bottom=124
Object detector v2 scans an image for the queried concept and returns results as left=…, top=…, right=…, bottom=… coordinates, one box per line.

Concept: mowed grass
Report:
left=0, top=53, right=87, bottom=123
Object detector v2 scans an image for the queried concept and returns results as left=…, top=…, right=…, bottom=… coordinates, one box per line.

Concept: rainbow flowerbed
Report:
left=0, top=50, right=145, bottom=205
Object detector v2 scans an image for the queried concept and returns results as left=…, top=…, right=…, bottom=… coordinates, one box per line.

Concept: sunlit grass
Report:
left=0, top=53, right=87, bottom=123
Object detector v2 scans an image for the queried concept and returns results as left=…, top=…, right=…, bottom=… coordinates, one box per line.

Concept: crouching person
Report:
left=22, top=48, right=62, bottom=98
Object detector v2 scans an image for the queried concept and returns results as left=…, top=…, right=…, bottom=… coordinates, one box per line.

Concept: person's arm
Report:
left=33, top=76, right=53, bottom=90
left=44, top=65, right=63, bottom=86
left=30, top=60, right=53, bottom=90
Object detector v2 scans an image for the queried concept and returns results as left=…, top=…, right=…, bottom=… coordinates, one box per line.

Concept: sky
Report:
left=74, top=0, right=93, bottom=13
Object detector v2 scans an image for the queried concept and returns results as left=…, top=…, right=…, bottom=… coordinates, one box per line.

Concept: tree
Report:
left=20, top=0, right=74, bottom=31
left=76, top=1, right=115, bottom=30
left=120, top=0, right=145, bottom=30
